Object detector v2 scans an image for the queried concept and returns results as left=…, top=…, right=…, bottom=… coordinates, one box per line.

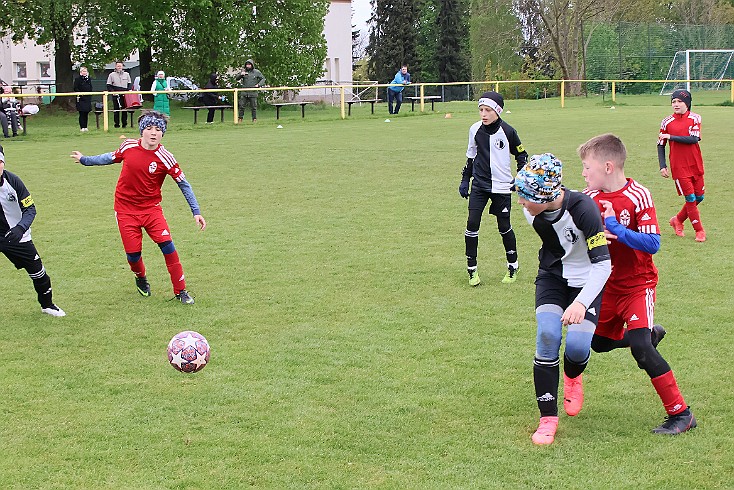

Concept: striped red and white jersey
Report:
left=658, top=111, right=704, bottom=179
left=112, top=139, right=186, bottom=213
left=584, top=178, right=658, bottom=293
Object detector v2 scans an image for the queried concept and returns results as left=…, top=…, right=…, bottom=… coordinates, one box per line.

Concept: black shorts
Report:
left=0, top=240, right=43, bottom=271
left=535, top=272, right=604, bottom=326
left=468, top=188, right=512, bottom=217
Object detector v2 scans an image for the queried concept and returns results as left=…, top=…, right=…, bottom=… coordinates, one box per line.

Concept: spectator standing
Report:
left=73, top=66, right=93, bottom=132
left=106, top=62, right=132, bottom=128
left=236, top=59, right=265, bottom=123
left=201, top=73, right=219, bottom=124
left=0, top=146, right=66, bottom=316
left=387, top=65, right=411, bottom=115
left=151, top=71, right=171, bottom=116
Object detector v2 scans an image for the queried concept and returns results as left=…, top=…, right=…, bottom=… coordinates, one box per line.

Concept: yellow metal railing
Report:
left=8, top=78, right=732, bottom=131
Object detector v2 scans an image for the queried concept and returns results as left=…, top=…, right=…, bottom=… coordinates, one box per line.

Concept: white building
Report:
left=0, top=0, right=353, bottom=98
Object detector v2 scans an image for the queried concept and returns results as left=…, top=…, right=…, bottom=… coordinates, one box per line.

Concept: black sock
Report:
left=563, top=353, right=589, bottom=379
left=534, top=357, right=560, bottom=417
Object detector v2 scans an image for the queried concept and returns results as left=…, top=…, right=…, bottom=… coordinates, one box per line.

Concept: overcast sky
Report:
left=352, top=0, right=372, bottom=34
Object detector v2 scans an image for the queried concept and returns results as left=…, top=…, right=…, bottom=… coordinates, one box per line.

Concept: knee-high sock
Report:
left=465, top=230, right=478, bottom=269
left=163, top=250, right=185, bottom=294
left=29, top=266, right=53, bottom=309
left=651, top=371, right=688, bottom=415
left=534, top=357, right=560, bottom=417
left=682, top=201, right=703, bottom=232
left=500, top=228, right=518, bottom=265
left=127, top=257, right=146, bottom=278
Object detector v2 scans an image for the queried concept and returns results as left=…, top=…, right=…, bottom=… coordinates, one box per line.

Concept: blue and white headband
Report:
left=139, top=113, right=167, bottom=135
left=478, top=97, right=503, bottom=115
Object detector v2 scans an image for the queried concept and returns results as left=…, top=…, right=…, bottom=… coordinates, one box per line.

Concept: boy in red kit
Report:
left=70, top=111, right=206, bottom=304
left=580, top=133, right=696, bottom=435
left=658, top=89, right=706, bottom=242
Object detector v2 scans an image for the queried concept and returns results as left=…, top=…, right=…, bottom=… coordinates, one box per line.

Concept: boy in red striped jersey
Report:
left=579, top=133, right=696, bottom=435
left=658, top=89, right=706, bottom=242
left=70, top=111, right=206, bottom=304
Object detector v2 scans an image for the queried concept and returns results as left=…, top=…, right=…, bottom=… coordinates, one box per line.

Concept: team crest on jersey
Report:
left=7, top=193, right=16, bottom=202
left=494, top=139, right=506, bottom=150
left=619, top=209, right=631, bottom=227
left=148, top=161, right=158, bottom=173
left=563, top=227, right=579, bottom=244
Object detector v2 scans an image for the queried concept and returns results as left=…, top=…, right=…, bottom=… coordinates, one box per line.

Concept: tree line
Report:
left=365, top=0, right=734, bottom=96
left=0, top=0, right=329, bottom=104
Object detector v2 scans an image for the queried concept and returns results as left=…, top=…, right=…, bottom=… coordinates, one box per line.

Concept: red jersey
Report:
left=658, top=111, right=704, bottom=179
left=112, top=139, right=186, bottom=213
left=584, top=179, right=658, bottom=294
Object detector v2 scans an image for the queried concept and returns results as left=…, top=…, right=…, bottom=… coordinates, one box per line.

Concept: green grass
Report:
left=1, top=94, right=732, bottom=488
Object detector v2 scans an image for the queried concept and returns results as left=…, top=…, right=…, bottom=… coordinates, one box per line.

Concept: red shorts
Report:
left=674, top=174, right=705, bottom=197
left=115, top=207, right=173, bottom=253
left=595, top=288, right=655, bottom=341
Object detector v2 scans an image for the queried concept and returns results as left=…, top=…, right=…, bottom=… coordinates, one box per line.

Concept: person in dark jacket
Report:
left=73, top=66, right=93, bottom=132
left=201, top=73, right=219, bottom=124
left=236, top=59, right=265, bottom=122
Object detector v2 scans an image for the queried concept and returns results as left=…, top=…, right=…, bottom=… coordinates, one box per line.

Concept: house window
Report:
left=15, top=62, right=27, bottom=79
left=39, top=62, right=51, bottom=78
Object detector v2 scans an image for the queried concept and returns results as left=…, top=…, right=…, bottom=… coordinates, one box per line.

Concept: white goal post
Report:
left=660, top=49, right=734, bottom=95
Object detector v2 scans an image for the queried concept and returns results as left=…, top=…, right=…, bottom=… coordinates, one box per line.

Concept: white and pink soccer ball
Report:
left=167, top=331, right=210, bottom=373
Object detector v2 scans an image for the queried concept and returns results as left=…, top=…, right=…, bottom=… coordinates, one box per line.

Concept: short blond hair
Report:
left=577, top=133, right=627, bottom=168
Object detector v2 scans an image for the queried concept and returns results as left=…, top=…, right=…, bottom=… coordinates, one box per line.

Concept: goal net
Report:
left=660, top=49, right=734, bottom=95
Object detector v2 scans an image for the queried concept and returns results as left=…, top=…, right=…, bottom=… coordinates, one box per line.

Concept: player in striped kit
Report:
left=70, top=111, right=206, bottom=304
left=514, top=153, right=611, bottom=445
left=580, top=133, right=696, bottom=435
left=657, top=89, right=706, bottom=242
left=1, top=146, right=65, bottom=316
left=458, top=91, right=527, bottom=286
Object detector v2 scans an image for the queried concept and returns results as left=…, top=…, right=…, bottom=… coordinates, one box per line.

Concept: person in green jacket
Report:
left=151, top=71, right=171, bottom=116
left=236, top=59, right=266, bottom=123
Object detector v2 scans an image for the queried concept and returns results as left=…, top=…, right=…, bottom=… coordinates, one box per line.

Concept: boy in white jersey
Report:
left=514, top=153, right=611, bottom=445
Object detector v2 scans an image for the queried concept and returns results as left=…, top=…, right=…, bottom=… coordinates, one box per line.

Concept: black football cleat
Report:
left=651, top=324, right=666, bottom=348
left=652, top=408, right=697, bottom=435
left=136, top=276, right=151, bottom=297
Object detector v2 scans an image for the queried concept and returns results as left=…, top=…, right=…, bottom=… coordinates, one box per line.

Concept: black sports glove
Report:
left=458, top=180, right=470, bottom=199
left=2, top=226, right=24, bottom=244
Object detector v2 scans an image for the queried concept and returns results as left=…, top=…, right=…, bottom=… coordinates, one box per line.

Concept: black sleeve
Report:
left=657, top=144, right=667, bottom=169
left=669, top=135, right=700, bottom=144
left=461, top=157, right=473, bottom=182
left=505, top=123, right=528, bottom=171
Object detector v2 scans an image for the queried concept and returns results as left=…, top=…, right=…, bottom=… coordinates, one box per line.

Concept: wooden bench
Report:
left=406, top=95, right=442, bottom=112
left=19, top=113, right=31, bottom=136
left=94, top=108, right=139, bottom=129
left=272, top=101, right=313, bottom=119
left=182, top=105, right=234, bottom=124
left=346, top=99, right=382, bottom=116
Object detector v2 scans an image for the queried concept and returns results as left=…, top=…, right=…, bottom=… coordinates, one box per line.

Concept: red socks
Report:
left=128, top=257, right=146, bottom=278
left=651, top=371, right=687, bottom=415
left=678, top=202, right=703, bottom=232
left=163, top=250, right=186, bottom=294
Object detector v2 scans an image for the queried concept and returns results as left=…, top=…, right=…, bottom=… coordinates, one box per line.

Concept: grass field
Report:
left=1, top=93, right=733, bottom=488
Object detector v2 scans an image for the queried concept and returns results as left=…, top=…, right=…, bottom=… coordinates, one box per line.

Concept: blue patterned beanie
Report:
left=513, top=153, right=563, bottom=203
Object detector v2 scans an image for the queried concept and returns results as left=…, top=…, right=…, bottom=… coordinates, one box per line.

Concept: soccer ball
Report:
left=167, top=331, right=210, bottom=373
